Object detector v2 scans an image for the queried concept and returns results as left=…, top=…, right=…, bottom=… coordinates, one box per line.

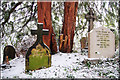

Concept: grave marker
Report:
left=88, top=26, right=115, bottom=58
left=3, top=45, right=16, bottom=64
left=85, top=8, right=96, bottom=32
left=80, top=37, right=87, bottom=51
left=26, top=23, right=51, bottom=71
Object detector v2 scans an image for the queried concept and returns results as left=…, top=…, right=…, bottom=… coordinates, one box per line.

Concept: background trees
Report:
left=1, top=2, right=37, bottom=47
left=0, top=1, right=119, bottom=53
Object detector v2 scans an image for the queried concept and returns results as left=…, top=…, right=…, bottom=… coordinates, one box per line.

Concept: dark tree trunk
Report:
left=37, top=2, right=57, bottom=54
left=60, top=2, right=78, bottom=53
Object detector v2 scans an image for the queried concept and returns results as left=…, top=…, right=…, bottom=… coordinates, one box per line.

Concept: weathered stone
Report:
left=85, top=8, right=96, bottom=32
left=3, top=45, right=16, bottom=64
left=88, top=26, right=115, bottom=58
left=25, top=23, right=51, bottom=71
left=26, top=44, right=51, bottom=70
left=80, top=37, right=87, bottom=49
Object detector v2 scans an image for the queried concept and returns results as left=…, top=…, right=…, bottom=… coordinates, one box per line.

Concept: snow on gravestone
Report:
left=88, top=26, right=115, bottom=58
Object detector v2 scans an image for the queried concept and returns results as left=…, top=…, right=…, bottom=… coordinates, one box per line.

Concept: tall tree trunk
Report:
left=60, top=2, right=78, bottom=53
left=37, top=2, right=57, bottom=54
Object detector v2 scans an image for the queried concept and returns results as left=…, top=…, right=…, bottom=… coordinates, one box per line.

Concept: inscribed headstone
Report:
left=88, top=26, right=115, bottom=58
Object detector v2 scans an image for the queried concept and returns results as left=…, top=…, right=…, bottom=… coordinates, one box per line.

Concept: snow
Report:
left=1, top=49, right=119, bottom=79
left=43, top=29, right=49, bottom=31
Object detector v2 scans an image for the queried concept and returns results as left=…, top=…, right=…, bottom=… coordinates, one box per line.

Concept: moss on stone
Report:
left=28, top=44, right=51, bottom=70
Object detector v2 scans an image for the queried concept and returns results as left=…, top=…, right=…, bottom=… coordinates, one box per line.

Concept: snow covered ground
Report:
left=1, top=49, right=119, bottom=79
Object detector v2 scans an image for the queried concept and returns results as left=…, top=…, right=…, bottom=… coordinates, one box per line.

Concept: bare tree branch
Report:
left=1, top=2, right=22, bottom=26
left=15, top=5, right=31, bottom=11
left=15, top=15, right=31, bottom=22
left=18, top=2, right=37, bottom=32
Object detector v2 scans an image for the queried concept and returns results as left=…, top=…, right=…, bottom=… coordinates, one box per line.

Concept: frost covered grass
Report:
left=1, top=49, right=119, bottom=79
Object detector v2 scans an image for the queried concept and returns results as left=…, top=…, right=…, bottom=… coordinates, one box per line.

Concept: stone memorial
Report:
left=88, top=26, right=115, bottom=58
left=26, top=23, right=51, bottom=71
left=80, top=37, right=87, bottom=50
left=3, top=45, right=16, bottom=64
left=85, top=8, right=96, bottom=32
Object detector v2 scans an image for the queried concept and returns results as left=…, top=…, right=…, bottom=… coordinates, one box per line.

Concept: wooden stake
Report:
left=64, top=35, right=68, bottom=48
left=6, top=56, right=10, bottom=65
left=59, top=34, right=63, bottom=51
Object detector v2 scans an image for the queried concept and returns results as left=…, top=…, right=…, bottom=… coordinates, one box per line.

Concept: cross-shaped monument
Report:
left=25, top=23, right=51, bottom=72
left=82, top=8, right=96, bottom=51
left=31, top=23, right=49, bottom=45
left=85, top=8, right=96, bottom=32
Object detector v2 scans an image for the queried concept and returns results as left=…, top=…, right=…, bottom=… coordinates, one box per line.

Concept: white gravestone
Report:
left=88, top=26, right=115, bottom=58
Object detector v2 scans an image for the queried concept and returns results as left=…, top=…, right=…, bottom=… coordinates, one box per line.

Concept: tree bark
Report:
left=37, top=2, right=57, bottom=54
left=60, top=2, right=78, bottom=53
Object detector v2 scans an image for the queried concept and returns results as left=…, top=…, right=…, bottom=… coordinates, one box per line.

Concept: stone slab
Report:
left=88, top=26, right=115, bottom=58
